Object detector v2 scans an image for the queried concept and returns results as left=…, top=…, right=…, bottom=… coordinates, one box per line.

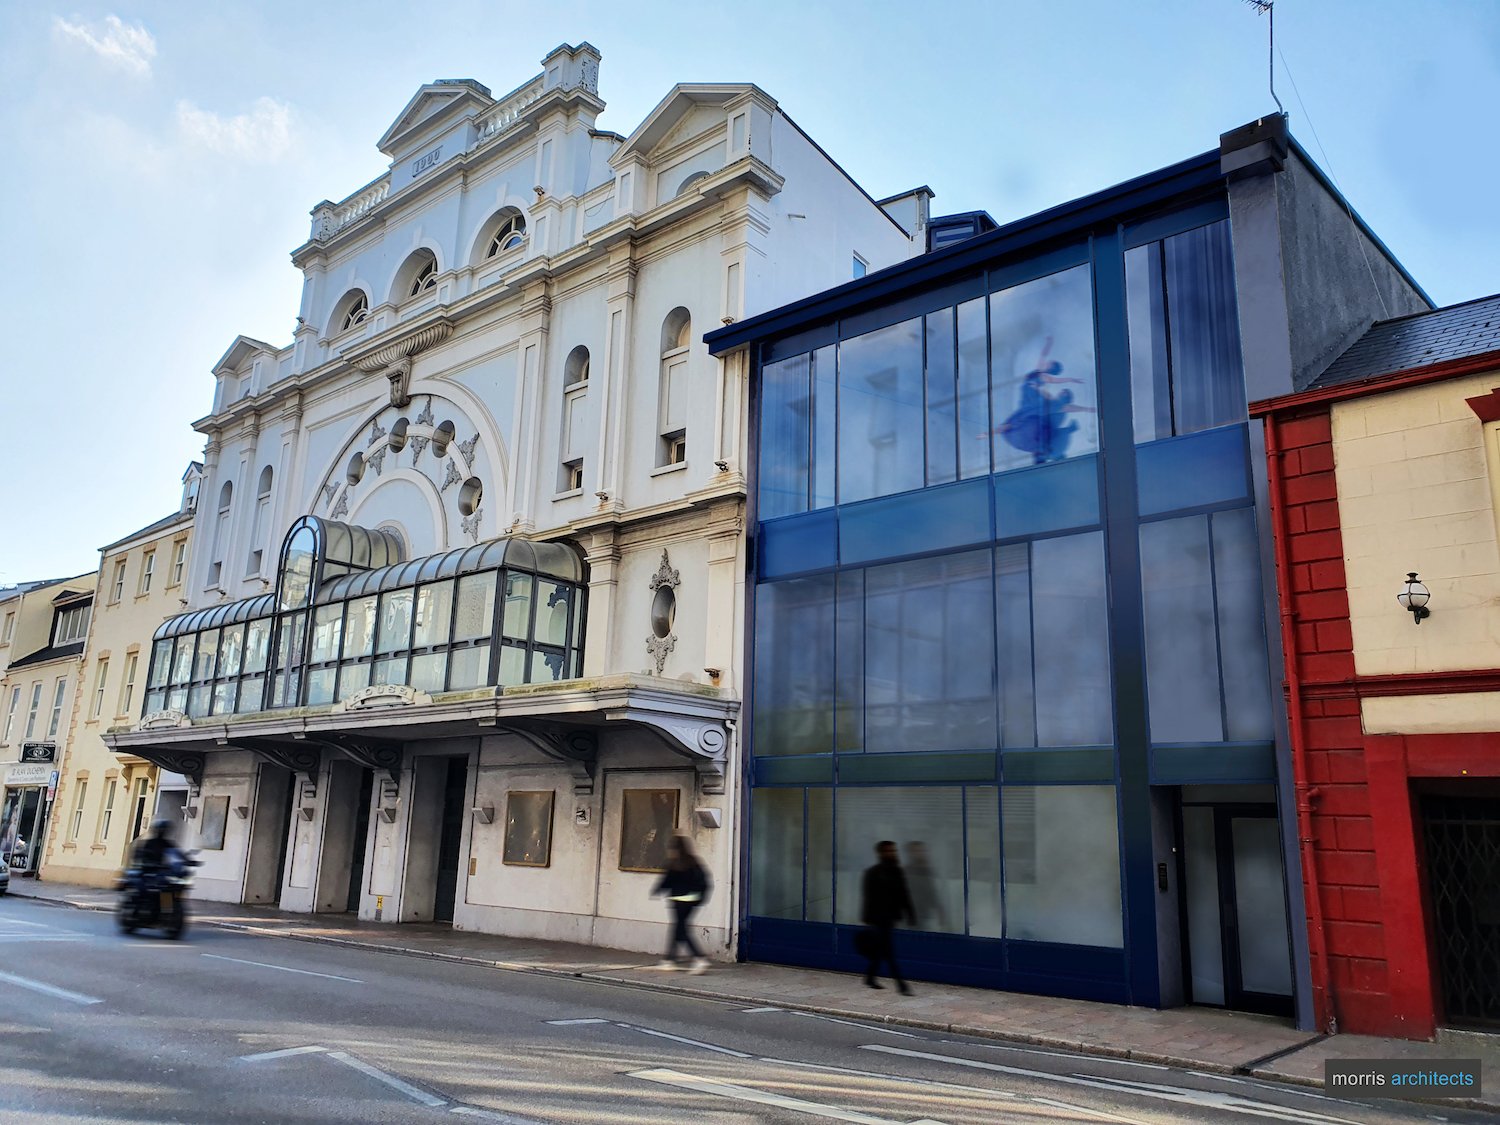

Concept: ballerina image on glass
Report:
left=995, top=336, right=1096, bottom=465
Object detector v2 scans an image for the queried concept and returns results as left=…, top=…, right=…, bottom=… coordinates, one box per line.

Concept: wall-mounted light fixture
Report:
left=233, top=805, right=250, bottom=820
left=472, top=805, right=495, bottom=825
left=1397, top=572, right=1431, bottom=624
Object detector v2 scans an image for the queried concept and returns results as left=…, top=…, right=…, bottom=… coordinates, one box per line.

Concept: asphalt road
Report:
left=0, top=896, right=1484, bottom=1125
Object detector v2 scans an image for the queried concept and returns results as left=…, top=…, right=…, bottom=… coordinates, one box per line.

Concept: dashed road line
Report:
left=239, top=1045, right=330, bottom=1062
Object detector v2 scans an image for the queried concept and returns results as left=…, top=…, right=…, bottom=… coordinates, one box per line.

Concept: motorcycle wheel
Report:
left=165, top=902, right=186, bottom=940
left=117, top=908, right=138, bottom=935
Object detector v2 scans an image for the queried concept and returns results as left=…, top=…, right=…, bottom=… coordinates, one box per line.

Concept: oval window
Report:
left=651, top=586, right=676, bottom=639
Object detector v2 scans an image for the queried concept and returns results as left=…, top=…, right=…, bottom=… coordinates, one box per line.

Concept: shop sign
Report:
left=19, top=743, right=56, bottom=763
left=47, top=770, right=59, bottom=801
left=5, top=763, right=52, bottom=786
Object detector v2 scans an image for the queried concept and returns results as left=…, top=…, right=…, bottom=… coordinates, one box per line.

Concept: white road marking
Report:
left=630, top=1068, right=950, bottom=1125
left=0, top=969, right=103, bottom=1006
left=0, top=918, right=59, bottom=928
left=948, top=1039, right=1171, bottom=1070
left=545, top=1018, right=609, bottom=1025
left=327, top=1050, right=446, bottom=1107
left=0, top=934, right=86, bottom=943
left=201, top=953, right=363, bottom=983
left=741, top=1006, right=781, bottom=1012
left=239, top=1045, right=330, bottom=1062
left=450, top=1107, right=547, bottom=1123
left=615, top=1021, right=751, bottom=1057
left=861, top=1045, right=1365, bottom=1125
left=790, top=1010, right=925, bottom=1038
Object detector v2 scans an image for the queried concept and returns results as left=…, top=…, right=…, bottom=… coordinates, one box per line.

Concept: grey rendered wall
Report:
left=1275, top=149, right=1430, bottom=390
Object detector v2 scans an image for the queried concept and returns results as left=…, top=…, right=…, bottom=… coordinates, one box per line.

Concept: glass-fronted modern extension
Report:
left=145, top=518, right=587, bottom=719
left=707, top=122, right=1430, bottom=1018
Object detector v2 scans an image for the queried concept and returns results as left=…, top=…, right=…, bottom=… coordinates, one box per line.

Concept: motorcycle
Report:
left=117, top=850, right=199, bottom=939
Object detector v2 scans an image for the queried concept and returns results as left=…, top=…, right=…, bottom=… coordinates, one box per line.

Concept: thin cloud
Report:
left=52, top=14, right=157, bottom=77
left=175, top=97, right=295, bottom=161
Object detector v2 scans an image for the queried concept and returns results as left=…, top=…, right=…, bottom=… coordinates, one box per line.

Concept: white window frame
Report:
left=53, top=603, right=90, bottom=645
left=68, top=779, right=88, bottom=843
left=111, top=560, right=127, bottom=603
left=23, top=682, right=42, bottom=740
left=98, top=777, right=117, bottom=842
left=139, top=551, right=156, bottom=595
left=129, top=777, right=150, bottom=841
left=169, top=540, right=187, bottom=587
left=46, top=677, right=66, bottom=738
left=92, top=659, right=109, bottom=720
left=118, top=652, right=138, bottom=717
left=2, top=611, right=13, bottom=644
left=2, top=686, right=19, bottom=742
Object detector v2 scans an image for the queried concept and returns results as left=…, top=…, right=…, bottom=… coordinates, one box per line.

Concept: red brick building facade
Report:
left=1256, top=300, right=1500, bottom=1039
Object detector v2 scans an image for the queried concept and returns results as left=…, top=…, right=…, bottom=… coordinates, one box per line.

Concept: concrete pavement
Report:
left=9, top=876, right=1498, bottom=1115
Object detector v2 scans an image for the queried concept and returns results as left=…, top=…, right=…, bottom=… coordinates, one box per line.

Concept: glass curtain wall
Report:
left=748, top=210, right=1267, bottom=992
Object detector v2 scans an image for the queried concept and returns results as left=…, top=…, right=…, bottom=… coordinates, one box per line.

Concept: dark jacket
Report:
left=861, top=861, right=916, bottom=928
left=133, top=835, right=175, bottom=870
left=654, top=860, right=710, bottom=903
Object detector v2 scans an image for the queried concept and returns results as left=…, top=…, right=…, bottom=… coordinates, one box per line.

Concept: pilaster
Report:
left=595, top=248, right=638, bottom=508
left=511, top=280, right=553, bottom=534
left=581, top=531, right=621, bottom=678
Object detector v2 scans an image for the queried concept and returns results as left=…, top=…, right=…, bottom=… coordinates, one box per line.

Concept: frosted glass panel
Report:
left=1031, top=533, right=1112, bottom=746
left=1003, top=785, right=1122, bottom=947
left=838, top=318, right=924, bottom=503
left=990, top=265, right=1098, bottom=472
left=807, top=788, right=834, bottom=923
left=835, top=787, right=964, bottom=933
left=1182, top=806, right=1225, bottom=1005
left=1233, top=816, right=1293, bottom=996
left=863, top=550, right=996, bottom=753
left=751, top=788, right=804, bottom=920
left=1212, top=509, right=1274, bottom=741
left=454, top=573, right=496, bottom=642
left=1140, top=516, right=1222, bottom=742
left=753, top=575, right=835, bottom=756
left=966, top=787, right=1003, bottom=938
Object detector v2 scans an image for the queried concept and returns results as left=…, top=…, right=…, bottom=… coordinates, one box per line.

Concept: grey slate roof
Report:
left=1313, top=293, right=1500, bottom=390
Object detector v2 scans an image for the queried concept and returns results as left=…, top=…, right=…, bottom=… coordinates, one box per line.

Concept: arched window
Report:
left=675, top=170, right=711, bottom=198
left=209, top=481, right=233, bottom=588
left=247, top=466, right=274, bottom=577
left=559, top=346, right=590, bottom=493
left=657, top=308, right=691, bottom=467
left=334, top=290, right=369, bottom=334
left=483, top=210, right=527, bottom=259
left=563, top=345, right=590, bottom=388
left=394, top=250, right=439, bottom=302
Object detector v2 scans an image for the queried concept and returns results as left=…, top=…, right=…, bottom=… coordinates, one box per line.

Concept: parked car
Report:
left=0, top=863, right=10, bottom=895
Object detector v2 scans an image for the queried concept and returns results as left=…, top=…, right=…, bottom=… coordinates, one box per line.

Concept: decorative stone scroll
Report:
left=502, top=724, right=599, bottom=796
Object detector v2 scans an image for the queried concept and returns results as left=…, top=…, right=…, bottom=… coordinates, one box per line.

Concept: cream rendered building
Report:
left=43, top=494, right=196, bottom=887
left=1, top=574, right=96, bottom=877
left=107, top=44, right=926, bottom=957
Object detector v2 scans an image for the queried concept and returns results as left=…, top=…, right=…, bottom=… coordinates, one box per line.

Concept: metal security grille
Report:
left=1422, top=795, right=1500, bottom=1028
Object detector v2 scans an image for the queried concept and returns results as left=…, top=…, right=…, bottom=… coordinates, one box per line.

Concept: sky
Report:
left=1, top=1, right=1497, bottom=583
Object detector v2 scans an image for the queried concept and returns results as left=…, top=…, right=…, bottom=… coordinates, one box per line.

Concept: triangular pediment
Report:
left=378, top=80, right=494, bottom=157
left=212, top=335, right=278, bottom=377
left=612, top=84, right=774, bottom=166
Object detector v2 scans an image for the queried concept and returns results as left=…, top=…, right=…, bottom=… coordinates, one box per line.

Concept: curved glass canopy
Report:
left=146, top=522, right=588, bottom=720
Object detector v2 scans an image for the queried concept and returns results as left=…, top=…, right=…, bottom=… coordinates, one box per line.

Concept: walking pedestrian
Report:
left=859, top=840, right=915, bottom=995
left=652, top=833, right=711, bottom=974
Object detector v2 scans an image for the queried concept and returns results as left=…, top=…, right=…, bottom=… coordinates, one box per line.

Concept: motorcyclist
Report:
left=132, top=819, right=183, bottom=875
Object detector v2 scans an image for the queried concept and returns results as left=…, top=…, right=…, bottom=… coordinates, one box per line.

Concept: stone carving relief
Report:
left=314, top=391, right=496, bottom=550
left=645, top=549, right=681, bottom=676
